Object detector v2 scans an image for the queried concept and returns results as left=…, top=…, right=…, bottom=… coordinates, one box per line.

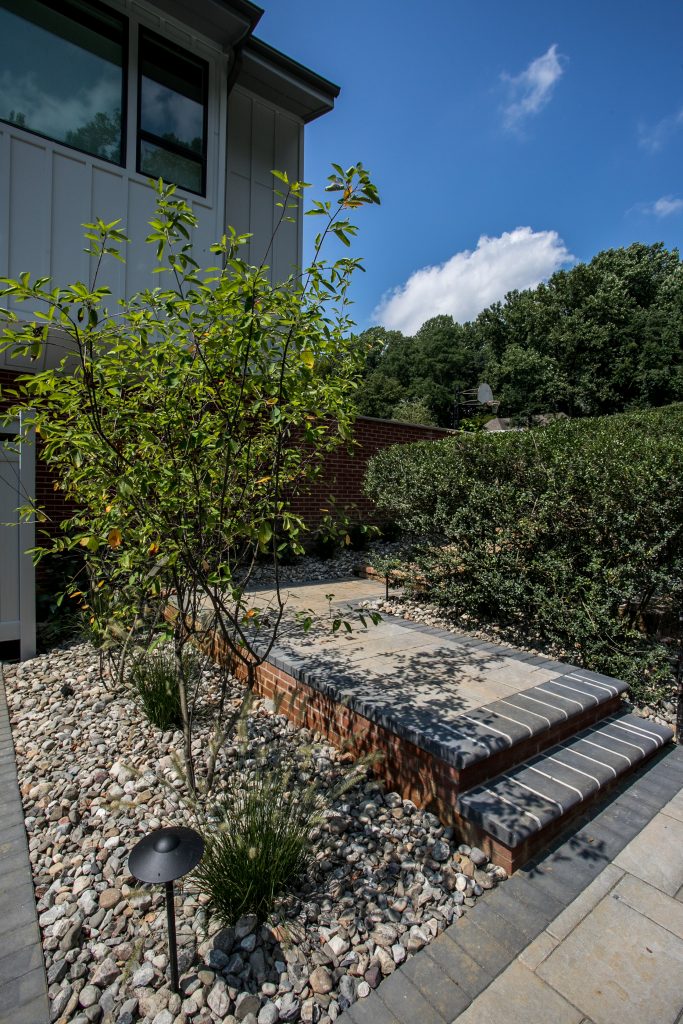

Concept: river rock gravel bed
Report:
left=4, top=642, right=505, bottom=1024
left=248, top=542, right=402, bottom=588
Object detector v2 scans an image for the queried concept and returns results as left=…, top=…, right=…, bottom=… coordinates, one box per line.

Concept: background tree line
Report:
left=355, top=242, right=683, bottom=427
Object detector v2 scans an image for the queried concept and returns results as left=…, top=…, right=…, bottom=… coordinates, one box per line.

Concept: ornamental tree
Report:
left=0, top=164, right=380, bottom=793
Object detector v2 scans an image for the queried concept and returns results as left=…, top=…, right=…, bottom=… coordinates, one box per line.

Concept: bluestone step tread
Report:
left=457, top=712, right=673, bottom=848
left=437, top=671, right=628, bottom=771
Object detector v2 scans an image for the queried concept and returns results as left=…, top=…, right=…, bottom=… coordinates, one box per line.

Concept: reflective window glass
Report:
left=139, top=140, right=203, bottom=195
left=0, top=0, right=125, bottom=163
left=138, top=30, right=207, bottom=195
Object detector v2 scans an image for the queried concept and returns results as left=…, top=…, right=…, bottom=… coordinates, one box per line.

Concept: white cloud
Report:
left=638, top=106, right=683, bottom=152
left=650, top=195, right=683, bottom=217
left=501, top=44, right=564, bottom=130
left=373, top=228, right=574, bottom=335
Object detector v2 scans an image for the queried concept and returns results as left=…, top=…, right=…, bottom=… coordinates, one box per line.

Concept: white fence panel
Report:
left=0, top=414, right=36, bottom=660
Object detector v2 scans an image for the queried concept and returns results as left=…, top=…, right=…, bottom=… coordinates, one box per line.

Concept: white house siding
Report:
left=225, top=86, right=304, bottom=283
left=0, top=0, right=237, bottom=323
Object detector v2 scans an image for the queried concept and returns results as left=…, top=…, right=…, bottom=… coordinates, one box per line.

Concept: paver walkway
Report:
left=245, top=575, right=584, bottom=724
left=340, top=743, right=683, bottom=1024
left=0, top=664, right=49, bottom=1024
left=245, top=576, right=683, bottom=1022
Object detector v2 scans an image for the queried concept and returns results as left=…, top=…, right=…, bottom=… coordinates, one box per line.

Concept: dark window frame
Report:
left=0, top=0, right=128, bottom=167
left=136, top=26, right=209, bottom=197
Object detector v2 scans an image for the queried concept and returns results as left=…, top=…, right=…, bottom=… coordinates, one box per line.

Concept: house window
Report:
left=0, top=0, right=126, bottom=164
left=137, top=29, right=208, bottom=196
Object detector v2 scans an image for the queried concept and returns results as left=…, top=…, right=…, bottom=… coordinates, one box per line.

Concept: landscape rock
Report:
left=91, top=957, right=120, bottom=988
left=4, top=622, right=505, bottom=1024
left=207, top=979, right=231, bottom=1017
left=235, top=992, right=262, bottom=1020
left=258, top=1001, right=280, bottom=1024
left=309, top=966, right=334, bottom=994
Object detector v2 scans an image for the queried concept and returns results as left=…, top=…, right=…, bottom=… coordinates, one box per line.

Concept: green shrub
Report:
left=364, top=405, right=683, bottom=704
left=128, top=646, right=198, bottom=730
left=193, top=763, right=322, bottom=924
left=311, top=532, right=340, bottom=560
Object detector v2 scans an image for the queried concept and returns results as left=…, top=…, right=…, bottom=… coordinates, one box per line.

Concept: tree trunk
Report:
left=175, top=638, right=196, bottom=794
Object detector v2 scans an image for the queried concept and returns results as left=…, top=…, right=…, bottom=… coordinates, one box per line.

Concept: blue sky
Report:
left=259, top=0, right=683, bottom=333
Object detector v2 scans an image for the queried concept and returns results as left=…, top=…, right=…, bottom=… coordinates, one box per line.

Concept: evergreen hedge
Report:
left=364, top=405, right=683, bottom=702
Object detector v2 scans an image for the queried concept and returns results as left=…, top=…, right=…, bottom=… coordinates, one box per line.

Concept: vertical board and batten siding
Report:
left=0, top=416, right=36, bottom=659
left=0, top=0, right=234, bottom=323
left=0, top=1, right=306, bottom=659
left=225, top=86, right=304, bottom=283
left=0, top=97, right=303, bottom=356
left=0, top=128, right=225, bottom=327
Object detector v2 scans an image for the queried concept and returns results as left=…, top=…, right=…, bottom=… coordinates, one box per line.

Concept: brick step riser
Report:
left=451, top=743, right=672, bottom=875
left=456, top=693, right=624, bottom=793
left=192, top=620, right=654, bottom=878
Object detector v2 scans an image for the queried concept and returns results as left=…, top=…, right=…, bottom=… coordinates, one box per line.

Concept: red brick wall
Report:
left=290, top=415, right=453, bottom=528
left=0, top=367, right=22, bottom=409
left=3, top=365, right=449, bottom=573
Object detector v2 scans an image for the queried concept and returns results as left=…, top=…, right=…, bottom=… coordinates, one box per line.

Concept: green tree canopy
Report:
left=356, top=242, right=683, bottom=426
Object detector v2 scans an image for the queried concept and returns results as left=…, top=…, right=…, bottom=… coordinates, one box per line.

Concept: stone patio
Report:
left=340, top=745, right=683, bottom=1024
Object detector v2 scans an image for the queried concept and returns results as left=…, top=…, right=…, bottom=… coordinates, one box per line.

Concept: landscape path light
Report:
left=128, top=826, right=204, bottom=993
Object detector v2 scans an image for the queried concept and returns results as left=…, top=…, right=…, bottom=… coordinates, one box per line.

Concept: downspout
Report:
left=226, top=19, right=254, bottom=99
left=226, top=36, right=247, bottom=96
left=221, top=19, right=255, bottom=264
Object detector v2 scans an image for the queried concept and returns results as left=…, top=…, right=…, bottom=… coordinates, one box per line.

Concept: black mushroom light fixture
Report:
left=128, top=826, right=205, bottom=992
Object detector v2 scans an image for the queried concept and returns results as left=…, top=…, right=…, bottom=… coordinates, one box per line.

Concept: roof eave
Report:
left=149, top=0, right=264, bottom=50
left=238, top=37, right=340, bottom=122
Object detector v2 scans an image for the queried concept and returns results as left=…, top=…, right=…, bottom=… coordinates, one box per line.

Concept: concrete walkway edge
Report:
left=0, top=662, right=49, bottom=1024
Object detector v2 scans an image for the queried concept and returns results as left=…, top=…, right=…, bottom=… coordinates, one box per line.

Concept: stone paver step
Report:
left=443, top=669, right=628, bottom=772
left=457, top=712, right=673, bottom=849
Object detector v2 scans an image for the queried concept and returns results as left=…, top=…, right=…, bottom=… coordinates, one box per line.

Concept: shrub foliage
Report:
left=364, top=405, right=683, bottom=702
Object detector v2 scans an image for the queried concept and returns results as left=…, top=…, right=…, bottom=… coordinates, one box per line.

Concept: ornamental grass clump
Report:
left=128, top=646, right=199, bottom=731
left=193, top=763, right=322, bottom=924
